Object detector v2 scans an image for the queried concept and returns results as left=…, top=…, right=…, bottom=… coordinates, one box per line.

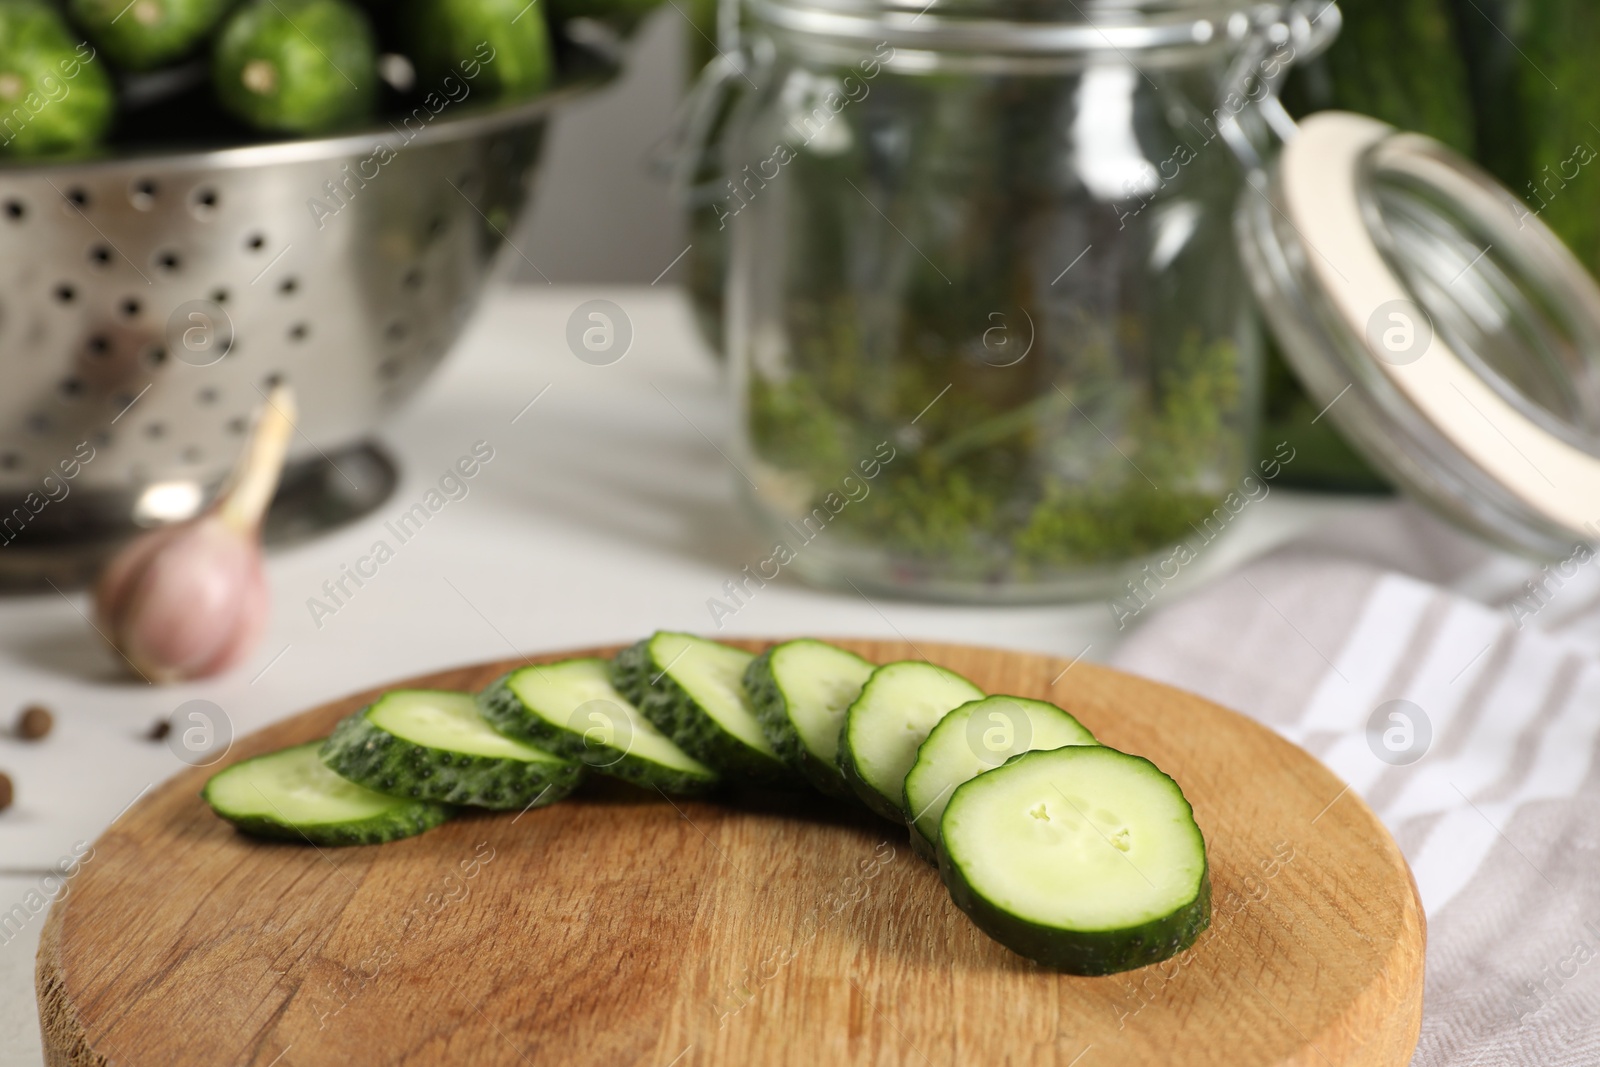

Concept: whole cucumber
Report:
left=70, top=0, right=235, bottom=71
left=400, top=0, right=552, bottom=103
left=0, top=1, right=113, bottom=156
left=212, top=0, right=377, bottom=134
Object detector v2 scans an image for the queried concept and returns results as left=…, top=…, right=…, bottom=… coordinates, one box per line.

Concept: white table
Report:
left=0, top=285, right=1385, bottom=1064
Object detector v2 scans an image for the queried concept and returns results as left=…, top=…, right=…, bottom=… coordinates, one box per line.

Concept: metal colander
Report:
left=0, top=55, right=612, bottom=587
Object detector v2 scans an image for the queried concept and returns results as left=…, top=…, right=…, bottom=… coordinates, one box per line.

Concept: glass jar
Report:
left=700, top=0, right=1332, bottom=601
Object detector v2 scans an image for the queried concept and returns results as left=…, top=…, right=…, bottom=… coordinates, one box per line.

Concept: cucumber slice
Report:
left=203, top=742, right=452, bottom=846
left=478, top=658, right=719, bottom=795
left=744, top=639, right=875, bottom=799
left=838, top=661, right=984, bottom=821
left=612, top=632, right=790, bottom=783
left=938, top=746, right=1211, bottom=976
left=319, top=689, right=583, bottom=810
left=903, top=695, right=1097, bottom=859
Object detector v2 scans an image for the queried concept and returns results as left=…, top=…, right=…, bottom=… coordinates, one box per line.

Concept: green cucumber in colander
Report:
left=212, top=0, right=376, bottom=134
left=478, top=657, right=719, bottom=795
left=611, top=632, right=791, bottom=784
left=903, top=694, right=1097, bottom=860
left=203, top=741, right=453, bottom=846
left=838, top=660, right=984, bottom=822
left=319, top=689, right=583, bottom=810
left=69, top=0, right=232, bottom=71
left=938, top=745, right=1211, bottom=976
left=744, top=638, right=875, bottom=799
left=0, top=2, right=113, bottom=157
left=399, top=0, right=551, bottom=103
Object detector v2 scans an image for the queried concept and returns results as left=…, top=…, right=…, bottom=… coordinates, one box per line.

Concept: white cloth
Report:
left=1111, top=501, right=1600, bottom=1066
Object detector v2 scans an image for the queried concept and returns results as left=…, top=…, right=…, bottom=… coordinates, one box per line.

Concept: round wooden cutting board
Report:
left=37, top=639, right=1424, bottom=1067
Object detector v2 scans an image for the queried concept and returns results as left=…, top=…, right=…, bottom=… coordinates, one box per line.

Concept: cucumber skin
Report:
left=743, top=648, right=854, bottom=800
left=476, top=671, right=720, bottom=796
left=610, top=638, right=794, bottom=786
left=940, top=843, right=1211, bottom=975
left=318, top=706, right=583, bottom=810
left=908, top=827, right=938, bottom=865
left=936, top=750, right=1212, bottom=976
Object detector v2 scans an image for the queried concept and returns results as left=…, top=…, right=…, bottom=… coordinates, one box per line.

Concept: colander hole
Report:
left=4, top=200, right=24, bottom=221
left=54, top=284, right=74, bottom=303
left=279, top=276, right=298, bottom=295
left=457, top=171, right=480, bottom=195
left=211, top=287, right=229, bottom=304
left=263, top=372, right=285, bottom=388
left=88, top=245, right=112, bottom=267
left=287, top=323, right=308, bottom=342
left=379, top=358, right=401, bottom=379
left=0, top=453, right=17, bottom=470
left=426, top=216, right=445, bottom=239
left=59, top=378, right=84, bottom=398
left=86, top=335, right=110, bottom=357
left=245, top=232, right=266, bottom=252
left=195, top=188, right=218, bottom=210
left=385, top=321, right=407, bottom=342
left=146, top=346, right=167, bottom=366
left=93, top=430, right=111, bottom=447
left=121, top=298, right=141, bottom=318
left=130, top=179, right=157, bottom=210
left=227, top=416, right=247, bottom=435
left=144, top=422, right=165, bottom=440
left=111, top=391, right=134, bottom=411
left=65, top=188, right=89, bottom=209
left=155, top=250, right=180, bottom=272
left=27, top=413, right=51, bottom=434
left=402, top=268, right=423, bottom=289
left=181, top=445, right=202, bottom=463
left=198, top=387, right=218, bottom=405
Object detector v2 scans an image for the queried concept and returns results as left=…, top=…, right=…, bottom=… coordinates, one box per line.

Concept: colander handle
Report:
left=1216, top=0, right=1343, bottom=175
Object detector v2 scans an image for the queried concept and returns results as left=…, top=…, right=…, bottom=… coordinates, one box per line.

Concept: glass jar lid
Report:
left=1239, top=111, right=1600, bottom=557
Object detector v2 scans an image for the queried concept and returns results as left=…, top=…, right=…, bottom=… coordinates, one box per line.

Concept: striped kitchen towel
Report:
left=1112, top=501, right=1600, bottom=1067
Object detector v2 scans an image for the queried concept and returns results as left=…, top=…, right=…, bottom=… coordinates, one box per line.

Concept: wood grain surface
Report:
left=37, top=639, right=1425, bottom=1067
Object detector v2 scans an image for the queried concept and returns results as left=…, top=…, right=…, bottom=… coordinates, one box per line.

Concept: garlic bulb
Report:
left=95, top=387, right=296, bottom=683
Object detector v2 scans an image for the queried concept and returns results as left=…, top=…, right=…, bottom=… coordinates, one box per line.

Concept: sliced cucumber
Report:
left=838, top=661, right=984, bottom=821
left=319, top=689, right=582, bottom=810
left=478, top=658, right=718, bottom=795
left=903, top=695, right=1097, bottom=859
left=939, top=746, right=1211, bottom=976
left=612, top=632, right=790, bottom=783
left=745, top=639, right=875, bottom=799
left=203, top=742, right=452, bottom=846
